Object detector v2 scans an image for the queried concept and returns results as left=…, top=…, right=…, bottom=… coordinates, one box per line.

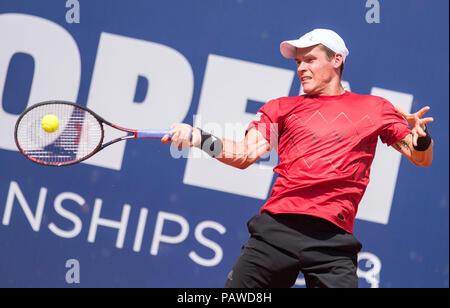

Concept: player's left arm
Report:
left=391, top=106, right=434, bottom=167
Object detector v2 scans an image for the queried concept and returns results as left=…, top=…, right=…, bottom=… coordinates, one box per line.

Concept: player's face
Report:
left=295, top=45, right=337, bottom=95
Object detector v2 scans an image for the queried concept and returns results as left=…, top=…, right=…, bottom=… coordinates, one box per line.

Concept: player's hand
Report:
left=161, top=124, right=201, bottom=148
left=395, top=105, right=434, bottom=147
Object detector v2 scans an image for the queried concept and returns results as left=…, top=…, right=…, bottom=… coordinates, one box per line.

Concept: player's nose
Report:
left=297, top=63, right=308, bottom=75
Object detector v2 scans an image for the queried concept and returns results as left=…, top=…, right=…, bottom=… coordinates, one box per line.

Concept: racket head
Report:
left=14, top=101, right=104, bottom=166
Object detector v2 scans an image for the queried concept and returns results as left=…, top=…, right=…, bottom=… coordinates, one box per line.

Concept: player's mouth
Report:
left=301, top=76, right=312, bottom=83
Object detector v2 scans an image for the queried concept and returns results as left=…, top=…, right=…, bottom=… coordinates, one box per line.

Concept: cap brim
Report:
left=280, top=39, right=317, bottom=58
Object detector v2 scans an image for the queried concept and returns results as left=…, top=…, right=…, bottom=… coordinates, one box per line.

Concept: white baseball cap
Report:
left=280, top=28, right=349, bottom=62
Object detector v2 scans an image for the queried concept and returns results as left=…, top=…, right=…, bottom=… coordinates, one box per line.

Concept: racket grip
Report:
left=136, top=129, right=173, bottom=139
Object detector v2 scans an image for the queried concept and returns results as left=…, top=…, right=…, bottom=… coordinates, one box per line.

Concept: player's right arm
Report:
left=216, top=128, right=272, bottom=169
left=161, top=124, right=271, bottom=169
left=391, top=105, right=434, bottom=167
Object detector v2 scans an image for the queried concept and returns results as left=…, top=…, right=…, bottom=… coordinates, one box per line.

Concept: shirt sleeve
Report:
left=246, top=99, right=281, bottom=147
left=378, top=99, right=411, bottom=146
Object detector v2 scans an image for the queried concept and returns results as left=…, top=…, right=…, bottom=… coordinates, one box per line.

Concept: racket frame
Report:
left=14, top=100, right=164, bottom=167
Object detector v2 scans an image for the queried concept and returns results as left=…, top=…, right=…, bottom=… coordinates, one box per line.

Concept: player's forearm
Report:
left=394, top=133, right=434, bottom=167
left=411, top=125, right=434, bottom=167
left=195, top=128, right=271, bottom=169
left=215, top=139, right=258, bottom=169
left=411, top=140, right=433, bottom=167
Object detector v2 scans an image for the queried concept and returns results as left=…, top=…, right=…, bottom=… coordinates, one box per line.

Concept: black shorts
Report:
left=225, top=211, right=362, bottom=288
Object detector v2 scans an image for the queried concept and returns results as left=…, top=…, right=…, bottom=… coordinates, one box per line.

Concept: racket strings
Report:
left=16, top=103, right=102, bottom=165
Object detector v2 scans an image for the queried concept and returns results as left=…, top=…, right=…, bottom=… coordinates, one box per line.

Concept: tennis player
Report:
left=162, top=28, right=434, bottom=288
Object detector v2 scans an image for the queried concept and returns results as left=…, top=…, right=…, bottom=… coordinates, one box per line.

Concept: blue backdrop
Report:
left=0, top=0, right=448, bottom=288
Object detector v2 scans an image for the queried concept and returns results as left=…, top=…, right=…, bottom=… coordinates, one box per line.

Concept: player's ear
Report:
left=333, top=53, right=344, bottom=70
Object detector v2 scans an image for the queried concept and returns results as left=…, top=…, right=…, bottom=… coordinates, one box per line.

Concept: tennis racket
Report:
left=14, top=101, right=173, bottom=167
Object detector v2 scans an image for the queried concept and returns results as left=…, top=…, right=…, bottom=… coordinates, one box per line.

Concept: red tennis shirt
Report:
left=247, top=91, right=411, bottom=233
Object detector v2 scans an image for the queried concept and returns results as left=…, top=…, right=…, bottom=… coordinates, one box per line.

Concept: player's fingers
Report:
left=185, top=128, right=194, bottom=148
left=182, top=127, right=195, bottom=148
left=191, top=128, right=202, bottom=147
left=416, top=106, right=431, bottom=118
left=416, top=125, right=427, bottom=137
left=178, top=130, right=189, bottom=148
left=161, top=134, right=170, bottom=144
left=169, top=126, right=178, bottom=143
left=416, top=117, right=433, bottom=137
left=410, top=127, right=417, bottom=145
left=184, top=129, right=193, bottom=148
left=171, top=129, right=182, bottom=147
left=421, top=117, right=434, bottom=124
left=178, top=127, right=191, bottom=148
left=413, top=131, right=419, bottom=147
left=170, top=124, right=193, bottom=148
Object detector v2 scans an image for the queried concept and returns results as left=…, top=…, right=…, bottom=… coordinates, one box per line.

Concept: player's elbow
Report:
left=412, top=156, right=433, bottom=167
left=236, top=157, right=257, bottom=169
left=236, top=163, right=250, bottom=170
left=422, top=161, right=432, bottom=167
left=217, top=153, right=256, bottom=170
left=414, top=160, right=432, bottom=167
left=237, top=153, right=261, bottom=169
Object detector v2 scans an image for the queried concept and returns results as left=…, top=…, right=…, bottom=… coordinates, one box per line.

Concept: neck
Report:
left=327, top=86, right=346, bottom=96
left=307, top=78, right=345, bottom=96
left=319, top=83, right=345, bottom=96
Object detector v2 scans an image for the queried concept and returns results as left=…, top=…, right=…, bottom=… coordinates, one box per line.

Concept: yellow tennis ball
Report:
left=41, top=114, right=59, bottom=133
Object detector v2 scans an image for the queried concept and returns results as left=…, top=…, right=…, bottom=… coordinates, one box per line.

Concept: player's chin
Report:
left=302, top=85, right=316, bottom=95
left=301, top=80, right=315, bottom=92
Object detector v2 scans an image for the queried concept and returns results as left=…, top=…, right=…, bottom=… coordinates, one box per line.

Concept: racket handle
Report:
left=136, top=129, right=173, bottom=139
